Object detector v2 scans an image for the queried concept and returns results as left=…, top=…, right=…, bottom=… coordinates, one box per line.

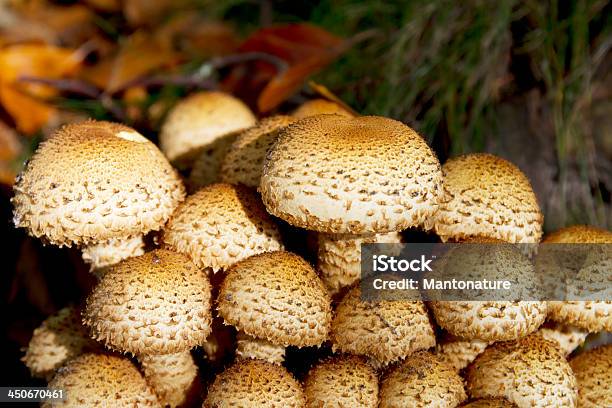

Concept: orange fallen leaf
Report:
left=0, top=84, right=56, bottom=134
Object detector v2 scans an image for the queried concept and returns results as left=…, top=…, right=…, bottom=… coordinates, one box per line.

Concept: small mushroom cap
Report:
left=435, top=334, right=489, bottom=372
left=163, top=183, right=283, bottom=272
left=304, top=355, right=378, bottom=408
left=12, top=120, right=185, bottom=247
left=379, top=352, right=467, bottom=408
left=22, top=306, right=100, bottom=379
left=292, top=99, right=354, bottom=119
left=331, top=286, right=436, bottom=365
left=83, top=249, right=212, bottom=355
left=260, top=115, right=443, bottom=234
left=159, top=91, right=256, bottom=166
left=204, top=359, right=305, bottom=408
left=433, top=153, right=543, bottom=243
left=188, top=130, right=240, bottom=191
left=460, top=399, right=517, bottom=408
left=465, top=335, right=577, bottom=407
left=318, top=232, right=402, bottom=294
left=235, top=332, right=286, bottom=364
left=536, top=322, right=588, bottom=356
left=81, top=235, right=145, bottom=270
left=140, top=351, right=200, bottom=408
left=218, top=251, right=332, bottom=347
left=570, top=344, right=612, bottom=408
left=429, top=245, right=547, bottom=342
left=219, top=115, right=296, bottom=188
left=43, top=353, right=160, bottom=408
left=542, top=225, right=612, bottom=243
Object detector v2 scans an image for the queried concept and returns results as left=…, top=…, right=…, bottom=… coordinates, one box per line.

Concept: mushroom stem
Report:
left=81, top=235, right=145, bottom=272
left=235, top=332, right=285, bottom=364
left=139, top=351, right=200, bottom=408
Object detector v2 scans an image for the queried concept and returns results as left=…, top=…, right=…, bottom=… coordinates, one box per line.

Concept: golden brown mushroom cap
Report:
left=83, top=249, right=212, bottom=355
left=43, top=353, right=160, bottom=408
left=218, top=251, right=331, bottom=347
left=331, top=286, right=436, bottom=365
left=435, top=334, right=489, bottom=372
left=460, top=399, right=516, bottom=408
left=12, top=120, right=185, bottom=247
left=163, top=183, right=283, bottom=272
left=219, top=115, right=296, bottom=188
left=159, top=91, right=256, bottom=166
left=260, top=115, right=443, bottom=234
left=292, top=99, right=354, bottom=119
left=379, top=352, right=467, bottom=408
left=433, top=153, right=543, bottom=243
left=542, top=225, right=612, bottom=243
left=570, top=344, right=612, bottom=408
left=465, top=335, right=577, bottom=407
left=304, top=355, right=378, bottom=408
left=204, top=359, right=305, bottom=408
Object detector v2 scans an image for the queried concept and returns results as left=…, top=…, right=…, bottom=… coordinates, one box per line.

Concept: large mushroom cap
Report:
left=304, top=355, right=378, bottom=408
left=465, top=335, right=577, bottom=407
left=159, top=91, right=256, bottom=167
left=219, top=115, right=296, bottom=188
left=204, top=359, right=305, bottom=408
left=379, top=352, right=467, bottom=408
left=12, top=120, right=185, bottom=247
left=291, top=99, right=354, bottom=119
left=43, top=353, right=160, bottom=408
left=569, top=344, right=612, bottom=408
left=163, top=183, right=283, bottom=272
left=542, top=225, right=612, bottom=243
left=331, top=286, right=436, bottom=365
left=433, top=153, right=543, bottom=243
left=83, top=249, right=212, bottom=355
left=218, top=251, right=331, bottom=347
left=22, top=306, right=100, bottom=379
left=435, top=334, right=489, bottom=372
left=460, top=399, right=517, bottom=407
left=260, top=115, right=443, bottom=234
left=429, top=245, right=547, bottom=342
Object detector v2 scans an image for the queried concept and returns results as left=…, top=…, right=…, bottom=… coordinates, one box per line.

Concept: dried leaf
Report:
left=0, top=83, right=56, bottom=134
left=123, top=0, right=183, bottom=27
left=308, top=81, right=359, bottom=116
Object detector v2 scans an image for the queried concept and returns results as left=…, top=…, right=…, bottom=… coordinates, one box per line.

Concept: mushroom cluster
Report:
left=13, top=94, right=610, bottom=408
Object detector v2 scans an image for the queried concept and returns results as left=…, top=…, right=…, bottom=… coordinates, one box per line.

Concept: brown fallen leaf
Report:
left=0, top=120, right=21, bottom=185
left=0, top=84, right=55, bottom=135
left=308, top=80, right=359, bottom=116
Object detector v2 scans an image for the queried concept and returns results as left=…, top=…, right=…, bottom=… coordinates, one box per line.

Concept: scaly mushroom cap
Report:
left=218, top=251, right=332, bottom=347
left=379, top=352, right=467, bottom=408
left=159, top=91, right=256, bottom=167
left=83, top=249, right=212, bottom=355
left=429, top=245, right=547, bottom=342
left=292, top=99, right=354, bottom=119
left=465, top=335, right=577, bottom=407
left=318, top=231, right=402, bottom=294
left=163, top=183, right=283, bottom=272
left=433, top=153, right=543, bottom=243
left=204, top=359, right=305, bottom=408
left=12, top=120, right=185, bottom=247
left=304, top=355, right=379, bottom=408
left=435, top=334, right=489, bottom=372
left=140, top=351, right=200, bottom=408
left=235, top=332, right=286, bottom=364
left=460, top=399, right=517, bottom=408
left=542, top=225, right=612, bottom=243
left=220, top=115, right=296, bottom=188
left=81, top=236, right=145, bottom=270
left=536, top=322, right=588, bottom=356
left=188, top=130, right=241, bottom=191
left=260, top=115, right=443, bottom=234
left=43, top=353, right=160, bottom=408
left=331, top=286, right=436, bottom=365
left=570, top=344, right=612, bottom=408
left=22, top=306, right=100, bottom=379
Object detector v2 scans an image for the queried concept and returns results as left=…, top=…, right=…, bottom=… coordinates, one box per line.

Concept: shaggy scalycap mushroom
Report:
left=163, top=183, right=283, bottom=273
left=433, top=153, right=543, bottom=243
left=543, top=224, right=612, bottom=243
left=12, top=120, right=184, bottom=253
left=83, top=249, right=212, bottom=355
left=569, top=344, right=612, bottom=408
left=379, top=352, right=467, bottom=408
left=80, top=235, right=145, bottom=270
left=260, top=115, right=443, bottom=234
left=188, top=130, right=241, bottom=192
left=23, top=306, right=100, bottom=379
left=331, top=286, right=436, bottom=365
left=140, top=352, right=200, bottom=408
left=159, top=91, right=256, bottom=168
left=292, top=98, right=354, bottom=119
left=219, top=115, right=296, bottom=188
left=204, top=359, right=305, bottom=408
left=304, top=355, right=379, bottom=408
left=43, top=353, right=160, bottom=408
left=465, top=335, right=577, bottom=407
left=460, top=399, right=517, bottom=408
left=435, top=334, right=489, bottom=372
left=536, top=322, right=588, bottom=356
left=218, top=251, right=332, bottom=362
left=429, top=244, right=547, bottom=342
